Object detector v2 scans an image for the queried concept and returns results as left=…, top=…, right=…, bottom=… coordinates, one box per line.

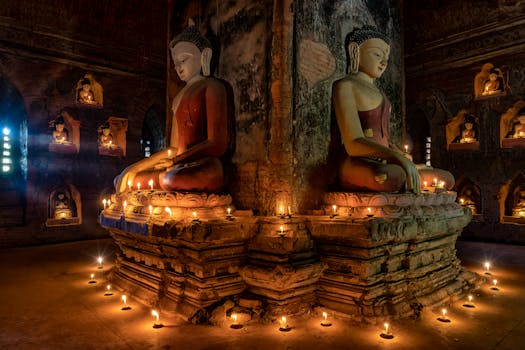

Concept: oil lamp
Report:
left=491, top=279, right=499, bottom=291
left=88, top=273, right=96, bottom=284
left=121, top=295, right=131, bottom=310
left=320, top=312, right=331, bottom=327
left=230, top=313, right=243, bottom=329
left=380, top=322, right=394, bottom=339
left=484, top=261, right=491, bottom=275
left=97, top=256, right=103, bottom=269
left=104, top=284, right=113, bottom=296
left=151, top=310, right=163, bottom=328
left=279, top=316, right=290, bottom=332
left=463, top=294, right=475, bottom=308
left=437, top=308, right=450, bottom=322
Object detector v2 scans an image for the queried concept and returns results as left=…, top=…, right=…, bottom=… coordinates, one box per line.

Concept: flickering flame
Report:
left=404, top=144, right=408, bottom=153
left=227, top=207, right=231, bottom=215
left=165, top=207, right=172, bottom=216
left=468, top=295, right=473, bottom=303
left=484, top=262, right=491, bottom=271
left=149, top=205, right=153, bottom=215
left=493, top=279, right=498, bottom=286
left=322, top=312, right=327, bottom=321
left=90, top=273, right=94, bottom=279
left=332, top=204, right=337, bottom=214
left=441, top=308, right=447, bottom=317
left=281, top=316, right=287, bottom=326
left=423, top=181, right=428, bottom=188
left=102, top=198, right=107, bottom=208
left=384, top=323, right=389, bottom=334
left=280, top=225, right=284, bottom=235
left=127, top=180, right=132, bottom=190
left=279, top=205, right=285, bottom=215
left=97, top=257, right=103, bottom=265
left=232, top=313, right=237, bottom=322
left=121, top=295, right=127, bottom=305
left=192, top=211, right=198, bottom=219
left=106, top=285, right=111, bottom=291
left=123, top=200, right=127, bottom=210
left=148, top=179, right=154, bottom=190
left=151, top=310, right=160, bottom=323
left=460, top=198, right=465, bottom=205
left=367, top=207, right=372, bottom=214
left=439, top=181, right=445, bottom=188
left=137, top=182, right=141, bottom=191
left=433, top=178, right=438, bottom=186
left=167, top=149, right=172, bottom=157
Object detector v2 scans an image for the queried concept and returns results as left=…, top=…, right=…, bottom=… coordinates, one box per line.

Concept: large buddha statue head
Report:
left=169, top=22, right=212, bottom=82
left=345, top=26, right=391, bottom=78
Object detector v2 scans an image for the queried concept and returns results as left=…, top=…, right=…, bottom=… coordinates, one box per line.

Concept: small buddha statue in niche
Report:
left=482, top=67, right=504, bottom=96
left=512, top=187, right=525, bottom=217
left=99, top=123, right=115, bottom=148
left=51, top=117, right=70, bottom=144
left=456, top=115, right=477, bottom=144
left=331, top=26, right=454, bottom=193
left=511, top=114, right=525, bottom=139
left=114, top=22, right=230, bottom=193
left=78, top=78, right=95, bottom=104
left=53, top=191, right=72, bottom=219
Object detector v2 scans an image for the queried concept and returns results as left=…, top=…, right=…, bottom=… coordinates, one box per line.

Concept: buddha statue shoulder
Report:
left=114, top=23, right=229, bottom=194
left=332, top=26, right=454, bottom=193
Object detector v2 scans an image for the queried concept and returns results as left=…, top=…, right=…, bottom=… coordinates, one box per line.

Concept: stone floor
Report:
left=1, top=238, right=524, bottom=350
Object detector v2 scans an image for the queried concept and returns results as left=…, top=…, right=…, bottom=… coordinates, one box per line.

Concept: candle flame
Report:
left=232, top=313, right=237, bottom=322
left=384, top=323, right=389, bottom=334
left=151, top=309, right=159, bottom=322
left=168, top=149, right=172, bottom=157
left=332, top=204, right=337, bottom=213
left=227, top=207, right=231, bottom=215
left=367, top=207, right=372, bottom=213
left=192, top=211, right=197, bottom=219
left=127, top=180, right=132, bottom=190
left=322, top=312, right=327, bottom=320
left=404, top=144, right=408, bottom=152
left=441, top=308, right=447, bottom=317
left=102, top=198, right=107, bottom=206
left=165, top=207, right=172, bottom=216
left=468, top=295, right=473, bottom=302
left=123, top=200, right=127, bottom=210
left=148, top=179, right=154, bottom=190
left=280, top=225, right=284, bottom=234
left=423, top=181, right=428, bottom=187
left=97, top=257, right=103, bottom=265
left=493, top=279, right=498, bottom=286
left=90, top=273, right=94, bottom=279
left=484, top=262, right=491, bottom=271
left=121, top=295, right=127, bottom=305
left=106, top=285, right=111, bottom=291
left=137, top=182, right=141, bottom=190
left=149, top=205, right=153, bottom=215
left=279, top=205, right=284, bottom=215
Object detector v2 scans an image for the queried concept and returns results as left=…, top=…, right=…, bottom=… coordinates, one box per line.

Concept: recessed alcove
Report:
left=446, top=109, right=480, bottom=151
left=455, top=177, right=482, bottom=220
left=98, top=117, right=128, bottom=157
left=501, top=172, right=525, bottom=224
left=500, top=101, right=525, bottom=149
left=46, top=184, right=82, bottom=227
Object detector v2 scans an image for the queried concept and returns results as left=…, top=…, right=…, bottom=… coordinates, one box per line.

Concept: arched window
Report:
left=141, top=108, right=165, bottom=158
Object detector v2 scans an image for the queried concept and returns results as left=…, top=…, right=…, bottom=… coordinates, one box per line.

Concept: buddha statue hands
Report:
left=114, top=22, right=229, bottom=194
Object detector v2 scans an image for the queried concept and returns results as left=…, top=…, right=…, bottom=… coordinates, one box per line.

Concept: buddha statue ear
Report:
left=348, top=42, right=359, bottom=74
left=201, top=47, right=212, bottom=77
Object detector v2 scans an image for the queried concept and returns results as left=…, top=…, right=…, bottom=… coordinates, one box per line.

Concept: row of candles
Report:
left=87, top=256, right=502, bottom=338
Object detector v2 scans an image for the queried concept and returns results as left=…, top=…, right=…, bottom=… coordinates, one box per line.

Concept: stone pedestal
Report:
left=100, top=191, right=255, bottom=321
left=240, top=218, right=324, bottom=317
left=310, top=191, right=476, bottom=318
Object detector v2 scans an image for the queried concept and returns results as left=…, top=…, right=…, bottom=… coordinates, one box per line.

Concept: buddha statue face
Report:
left=171, top=41, right=203, bottom=83
left=357, top=38, right=390, bottom=79
left=465, top=122, right=473, bottom=130
left=56, top=123, right=65, bottom=132
left=102, top=128, right=111, bottom=136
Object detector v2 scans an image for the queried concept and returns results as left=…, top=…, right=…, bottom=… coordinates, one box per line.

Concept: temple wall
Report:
left=0, top=1, right=166, bottom=245
left=405, top=0, right=525, bottom=243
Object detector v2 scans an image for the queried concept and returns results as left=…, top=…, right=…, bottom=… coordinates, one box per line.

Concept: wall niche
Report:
left=455, top=177, right=482, bottom=219
left=46, top=184, right=82, bottom=227
left=446, top=109, right=480, bottom=151
left=501, top=172, right=525, bottom=223
left=500, top=101, right=525, bottom=148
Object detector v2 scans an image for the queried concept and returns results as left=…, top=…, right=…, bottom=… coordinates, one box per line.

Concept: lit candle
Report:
left=121, top=295, right=131, bottom=310
left=148, top=179, right=154, bottom=190
left=192, top=211, right=198, bottom=220
left=97, top=256, right=103, bottom=269
left=439, top=181, right=445, bottom=189
left=320, top=311, right=332, bottom=327
left=127, top=180, right=132, bottom=191
left=137, top=182, right=141, bottom=191
left=149, top=205, right=153, bottom=216
left=167, top=149, right=172, bottom=158
left=230, top=312, right=243, bottom=329
left=332, top=204, right=337, bottom=215
left=491, top=279, right=499, bottom=290
left=380, top=322, right=394, bottom=339
left=102, top=198, right=107, bottom=209
left=367, top=207, right=373, bottom=217
left=165, top=207, right=172, bottom=217
left=279, top=316, right=290, bottom=332
left=151, top=310, right=163, bottom=328
left=423, top=181, right=428, bottom=188
left=104, top=284, right=113, bottom=296
left=438, top=308, right=450, bottom=322
left=433, top=178, right=438, bottom=186
left=88, top=273, right=96, bottom=284
left=279, top=225, right=284, bottom=236
left=227, top=207, right=231, bottom=216
left=468, top=295, right=473, bottom=303
left=404, top=144, right=409, bottom=153
left=123, top=200, right=127, bottom=211
left=279, top=205, right=285, bottom=217
left=460, top=198, right=465, bottom=205
left=484, top=261, right=491, bottom=274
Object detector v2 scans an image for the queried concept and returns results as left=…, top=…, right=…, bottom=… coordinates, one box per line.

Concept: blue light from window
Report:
left=2, top=127, right=10, bottom=136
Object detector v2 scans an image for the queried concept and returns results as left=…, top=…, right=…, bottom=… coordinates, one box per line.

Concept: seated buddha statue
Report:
left=114, top=24, right=229, bottom=194
left=455, top=115, right=477, bottom=143
left=99, top=124, right=114, bottom=147
left=53, top=192, right=73, bottom=219
left=78, top=78, right=96, bottom=104
left=332, top=26, right=454, bottom=193
left=511, top=114, right=525, bottom=139
left=52, top=117, right=70, bottom=144
left=482, top=68, right=504, bottom=96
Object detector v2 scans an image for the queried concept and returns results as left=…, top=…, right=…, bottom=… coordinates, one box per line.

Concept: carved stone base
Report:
left=310, top=191, right=474, bottom=318
left=240, top=218, right=324, bottom=317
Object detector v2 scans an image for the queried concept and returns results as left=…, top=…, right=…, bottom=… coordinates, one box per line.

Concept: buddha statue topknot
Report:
left=114, top=22, right=229, bottom=194
left=332, top=26, right=454, bottom=193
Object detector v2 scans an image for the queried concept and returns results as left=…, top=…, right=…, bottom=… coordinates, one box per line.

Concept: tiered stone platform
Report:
left=310, top=191, right=476, bottom=318
left=100, top=190, right=476, bottom=322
